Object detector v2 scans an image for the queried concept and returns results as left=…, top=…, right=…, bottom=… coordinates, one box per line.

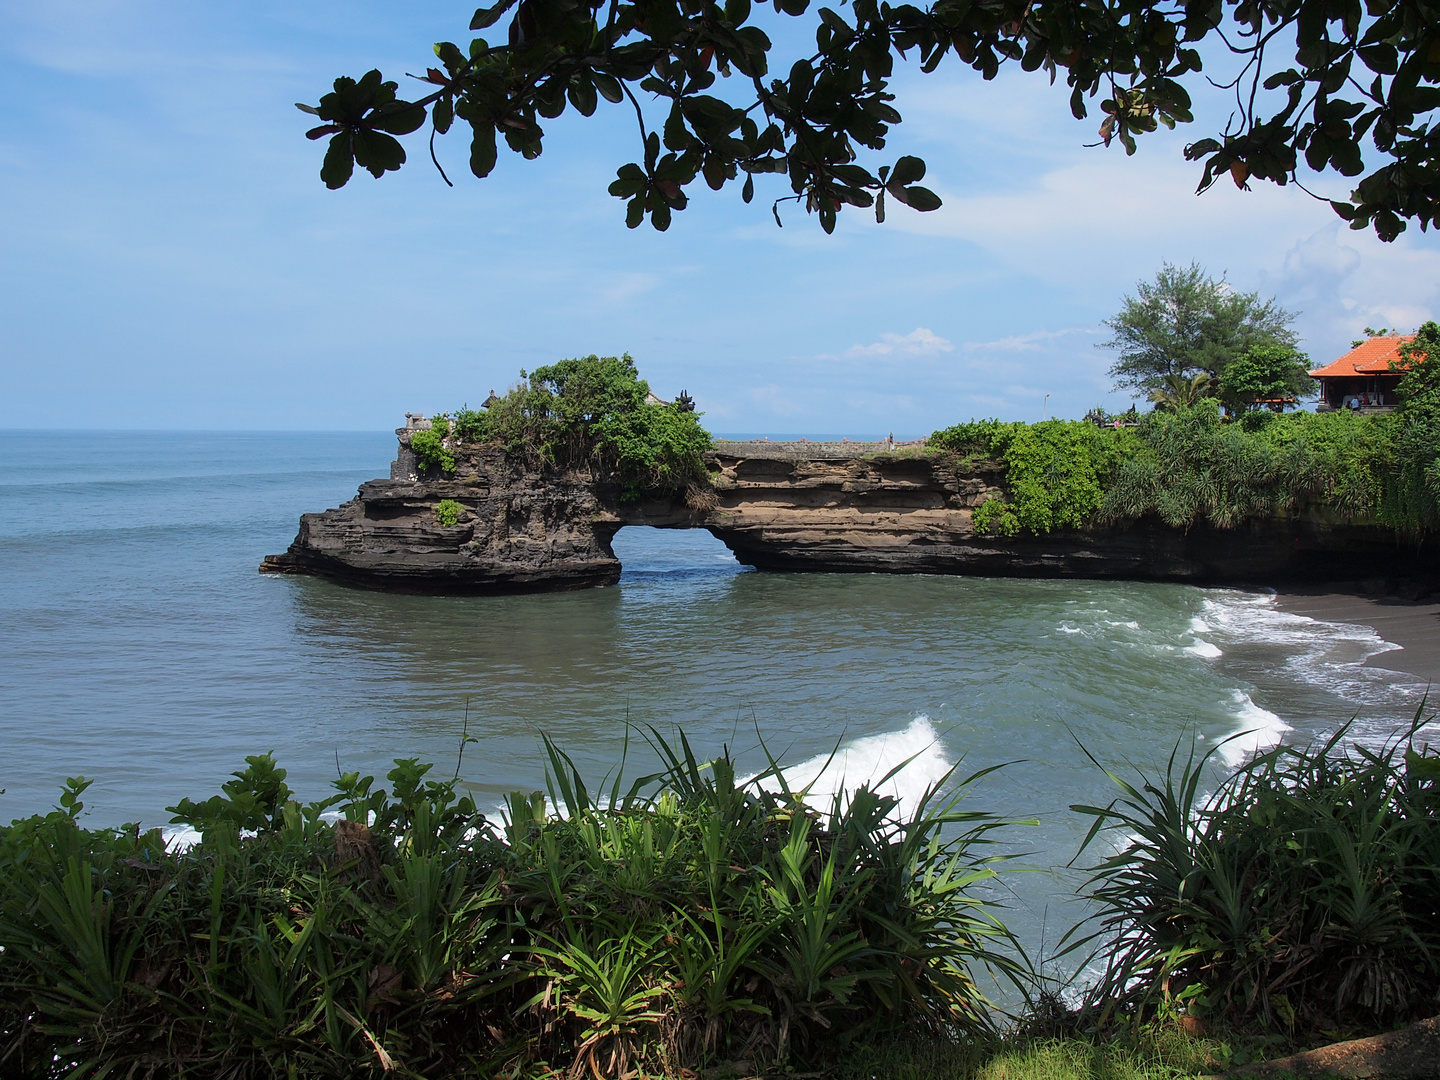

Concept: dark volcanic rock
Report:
left=261, top=433, right=1437, bottom=595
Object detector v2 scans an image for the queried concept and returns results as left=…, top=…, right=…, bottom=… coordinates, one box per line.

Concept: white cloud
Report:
left=961, top=327, right=1096, bottom=352
left=840, top=327, right=955, bottom=360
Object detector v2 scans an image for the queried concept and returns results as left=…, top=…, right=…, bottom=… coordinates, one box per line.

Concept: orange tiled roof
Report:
left=1308, top=335, right=1418, bottom=378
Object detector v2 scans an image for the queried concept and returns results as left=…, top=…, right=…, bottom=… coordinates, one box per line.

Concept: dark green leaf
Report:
left=321, top=132, right=355, bottom=189
left=433, top=96, right=454, bottom=135
left=898, top=184, right=940, bottom=211
left=353, top=129, right=406, bottom=177
left=592, top=71, right=625, bottom=104
left=470, top=1, right=513, bottom=30
left=469, top=122, right=498, bottom=178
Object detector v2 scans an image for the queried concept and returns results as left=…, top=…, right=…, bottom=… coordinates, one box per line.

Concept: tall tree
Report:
left=300, top=0, right=1440, bottom=238
left=1101, top=263, right=1300, bottom=397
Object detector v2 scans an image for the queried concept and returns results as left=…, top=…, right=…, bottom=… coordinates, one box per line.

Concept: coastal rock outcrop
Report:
left=261, top=432, right=1436, bottom=593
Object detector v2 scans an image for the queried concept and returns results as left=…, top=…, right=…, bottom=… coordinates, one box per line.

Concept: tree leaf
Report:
left=470, top=1, right=513, bottom=30
left=469, top=123, right=498, bottom=178
left=888, top=155, right=925, bottom=186
left=900, top=184, right=941, bottom=211
left=592, top=71, right=624, bottom=103
left=321, top=132, right=355, bottom=189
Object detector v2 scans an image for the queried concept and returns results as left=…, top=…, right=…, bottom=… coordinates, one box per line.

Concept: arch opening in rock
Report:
left=608, top=525, right=743, bottom=582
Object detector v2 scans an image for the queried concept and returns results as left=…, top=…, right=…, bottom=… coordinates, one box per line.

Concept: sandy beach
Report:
left=1271, top=588, right=1440, bottom=687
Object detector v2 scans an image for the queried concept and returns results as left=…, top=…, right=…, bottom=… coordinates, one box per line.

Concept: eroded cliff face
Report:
left=261, top=433, right=1435, bottom=593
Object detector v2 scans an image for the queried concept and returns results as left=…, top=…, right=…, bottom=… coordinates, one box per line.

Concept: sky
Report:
left=2, top=2, right=1438, bottom=435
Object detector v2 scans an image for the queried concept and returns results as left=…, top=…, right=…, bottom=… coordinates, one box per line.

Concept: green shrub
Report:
left=1100, top=403, right=1324, bottom=529
left=409, top=417, right=455, bottom=474
left=935, top=402, right=1440, bottom=536
left=933, top=420, right=1135, bottom=535
left=1066, top=706, right=1440, bottom=1035
left=450, top=406, right=487, bottom=442
left=972, top=496, right=1020, bottom=537
left=435, top=498, right=464, bottom=526
left=452, top=355, right=711, bottom=500
left=1381, top=321, right=1440, bottom=534
left=0, top=732, right=1024, bottom=1078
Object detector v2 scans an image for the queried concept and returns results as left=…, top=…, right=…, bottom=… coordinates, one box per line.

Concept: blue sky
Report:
left=3, top=2, right=1438, bottom=435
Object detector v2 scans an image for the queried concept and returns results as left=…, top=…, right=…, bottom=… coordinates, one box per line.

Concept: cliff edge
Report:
left=260, top=432, right=1435, bottom=594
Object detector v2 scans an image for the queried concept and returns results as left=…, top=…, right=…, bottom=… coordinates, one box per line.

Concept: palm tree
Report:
left=1147, top=371, right=1213, bottom=411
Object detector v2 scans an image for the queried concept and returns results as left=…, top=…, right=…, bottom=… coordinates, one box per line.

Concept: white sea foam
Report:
left=1197, top=589, right=1421, bottom=712
left=1184, top=639, right=1223, bottom=659
left=164, top=826, right=203, bottom=852
left=1218, top=690, right=1292, bottom=766
left=753, top=716, right=953, bottom=822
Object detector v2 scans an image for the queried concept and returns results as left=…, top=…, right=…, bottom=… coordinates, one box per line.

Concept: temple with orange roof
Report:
left=1310, top=335, right=1418, bottom=413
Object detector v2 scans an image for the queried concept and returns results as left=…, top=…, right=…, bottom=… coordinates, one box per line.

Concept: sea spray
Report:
left=750, top=715, right=953, bottom=821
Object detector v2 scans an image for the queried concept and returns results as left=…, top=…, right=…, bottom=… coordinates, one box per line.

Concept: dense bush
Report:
left=934, top=387, right=1440, bottom=537
left=452, top=355, right=711, bottom=501
left=408, top=417, right=455, bottom=475
left=1065, top=710, right=1440, bottom=1035
left=1384, top=322, right=1440, bottom=534
left=0, top=735, right=1022, bottom=1078
left=1099, top=404, right=1325, bottom=530
left=931, top=421, right=1138, bottom=536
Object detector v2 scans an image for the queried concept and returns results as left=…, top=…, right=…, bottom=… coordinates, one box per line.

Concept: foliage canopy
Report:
left=932, top=391, right=1439, bottom=537
left=449, top=353, right=712, bottom=500
left=301, top=0, right=1440, bottom=238
left=1101, top=263, right=1306, bottom=399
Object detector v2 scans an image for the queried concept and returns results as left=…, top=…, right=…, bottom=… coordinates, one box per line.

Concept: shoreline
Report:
left=1268, top=586, right=1440, bottom=686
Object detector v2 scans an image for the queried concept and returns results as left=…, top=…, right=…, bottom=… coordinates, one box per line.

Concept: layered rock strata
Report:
left=260, top=433, right=1435, bottom=593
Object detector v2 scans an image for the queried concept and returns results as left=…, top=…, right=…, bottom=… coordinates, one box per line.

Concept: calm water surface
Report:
left=0, top=432, right=1427, bottom=967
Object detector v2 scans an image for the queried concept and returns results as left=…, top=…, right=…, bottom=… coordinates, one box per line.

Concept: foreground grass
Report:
left=836, top=1028, right=1225, bottom=1080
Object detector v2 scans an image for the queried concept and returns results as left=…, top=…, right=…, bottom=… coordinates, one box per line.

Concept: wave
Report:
left=751, top=716, right=953, bottom=822
left=1218, top=690, right=1293, bottom=767
left=1198, top=590, right=1421, bottom=707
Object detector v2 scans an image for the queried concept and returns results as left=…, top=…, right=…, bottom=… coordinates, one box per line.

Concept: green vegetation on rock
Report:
left=935, top=328, right=1440, bottom=539
left=453, top=354, right=711, bottom=502
left=933, top=420, right=1139, bottom=537
left=435, top=498, right=464, bottom=526
left=409, top=416, right=456, bottom=474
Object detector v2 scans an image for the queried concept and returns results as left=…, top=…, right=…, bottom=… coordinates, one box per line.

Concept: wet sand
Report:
left=1271, top=588, right=1440, bottom=687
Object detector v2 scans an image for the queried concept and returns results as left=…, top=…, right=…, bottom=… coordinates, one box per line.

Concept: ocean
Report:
left=0, top=430, right=1428, bottom=972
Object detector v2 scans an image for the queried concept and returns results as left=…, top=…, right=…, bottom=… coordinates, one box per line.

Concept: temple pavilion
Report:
left=1309, top=335, right=1418, bottom=413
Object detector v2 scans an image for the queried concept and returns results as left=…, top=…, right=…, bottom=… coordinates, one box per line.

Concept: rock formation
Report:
left=260, top=431, right=1435, bottom=593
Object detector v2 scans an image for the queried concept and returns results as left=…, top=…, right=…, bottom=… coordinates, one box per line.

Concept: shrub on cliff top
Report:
left=409, top=416, right=455, bottom=474
left=932, top=420, right=1136, bottom=537
left=455, top=354, right=711, bottom=500
left=936, top=404, right=1437, bottom=536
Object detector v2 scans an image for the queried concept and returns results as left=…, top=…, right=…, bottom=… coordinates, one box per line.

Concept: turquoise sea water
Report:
left=0, top=431, right=1428, bottom=969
